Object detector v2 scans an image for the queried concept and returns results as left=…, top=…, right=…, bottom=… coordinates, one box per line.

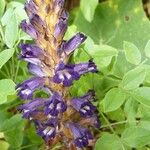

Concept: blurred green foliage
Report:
left=1, top=0, right=150, bottom=150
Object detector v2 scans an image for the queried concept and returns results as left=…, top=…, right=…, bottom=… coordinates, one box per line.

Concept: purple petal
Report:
left=30, top=14, right=45, bottom=31
left=74, top=60, right=98, bottom=75
left=25, top=1, right=37, bottom=16
left=19, top=44, right=43, bottom=58
left=20, top=20, right=38, bottom=39
left=18, top=98, right=46, bottom=119
left=88, top=116, right=101, bottom=129
left=37, top=118, right=58, bottom=141
left=19, top=44, right=44, bottom=65
left=69, top=123, right=92, bottom=148
left=71, top=92, right=97, bottom=117
left=16, top=77, right=45, bottom=100
left=54, top=19, right=67, bottom=40
left=28, top=63, right=45, bottom=77
left=62, top=33, right=87, bottom=55
left=54, top=0, right=65, bottom=10
left=45, top=92, right=67, bottom=116
left=53, top=60, right=97, bottom=87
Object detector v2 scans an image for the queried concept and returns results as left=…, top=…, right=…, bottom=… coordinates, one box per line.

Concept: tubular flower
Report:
left=17, top=0, right=100, bottom=149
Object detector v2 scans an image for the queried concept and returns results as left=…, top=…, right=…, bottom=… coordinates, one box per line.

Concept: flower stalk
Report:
left=17, top=0, right=100, bottom=149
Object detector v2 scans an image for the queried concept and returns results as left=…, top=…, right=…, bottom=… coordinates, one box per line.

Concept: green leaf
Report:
left=123, top=41, right=141, bottom=65
left=0, top=0, right=6, bottom=18
left=142, top=64, right=150, bottom=83
left=90, top=45, right=118, bottom=57
left=0, top=48, right=15, bottom=69
left=139, top=121, right=150, bottom=131
left=0, top=114, right=22, bottom=132
left=102, top=88, right=126, bottom=112
left=14, top=4, right=28, bottom=23
left=3, top=115, right=25, bottom=148
left=132, top=87, right=150, bottom=107
left=124, top=98, right=138, bottom=125
left=75, top=0, right=150, bottom=50
left=120, top=67, right=146, bottom=90
left=26, top=124, right=42, bottom=144
left=0, top=111, right=9, bottom=130
left=144, top=40, right=150, bottom=58
left=0, top=115, right=24, bottom=148
left=107, top=108, right=125, bottom=122
left=1, top=8, right=14, bottom=26
left=80, top=0, right=98, bottom=22
left=88, top=45, right=118, bottom=69
left=121, top=127, right=150, bottom=148
left=64, top=25, right=77, bottom=40
left=0, top=79, right=16, bottom=105
left=95, top=133, right=122, bottom=150
left=0, top=141, right=9, bottom=150
left=4, top=13, right=18, bottom=48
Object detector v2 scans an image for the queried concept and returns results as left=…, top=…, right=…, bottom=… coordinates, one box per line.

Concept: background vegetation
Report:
left=1, top=0, right=150, bottom=149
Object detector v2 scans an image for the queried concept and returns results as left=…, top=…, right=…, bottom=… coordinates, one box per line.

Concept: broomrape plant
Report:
left=16, top=0, right=100, bottom=149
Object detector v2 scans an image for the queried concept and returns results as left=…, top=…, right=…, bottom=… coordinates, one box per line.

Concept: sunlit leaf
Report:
left=0, top=79, right=16, bottom=105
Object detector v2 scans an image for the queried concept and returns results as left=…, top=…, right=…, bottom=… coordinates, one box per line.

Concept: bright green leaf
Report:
left=139, top=121, right=150, bottom=131
left=0, top=48, right=15, bottom=69
left=132, top=87, right=150, bottom=107
left=4, top=14, right=18, bottom=48
left=102, top=88, right=126, bottom=112
left=0, top=114, right=23, bottom=132
left=123, top=41, right=141, bottom=65
left=1, top=8, right=14, bottom=26
left=3, top=115, right=25, bottom=148
left=0, top=0, right=6, bottom=18
left=120, top=67, right=146, bottom=90
left=144, top=40, right=150, bottom=58
left=124, top=98, right=138, bottom=125
left=95, top=133, right=122, bottom=150
left=0, top=79, right=16, bottom=105
left=88, top=44, right=118, bottom=69
left=107, top=108, right=125, bottom=122
left=14, top=4, right=28, bottom=23
left=90, top=45, right=118, bottom=57
left=0, top=140, right=9, bottom=150
left=121, top=127, right=150, bottom=148
left=64, top=25, right=77, bottom=40
left=0, top=115, right=24, bottom=148
left=80, top=0, right=98, bottom=22
left=75, top=0, right=150, bottom=50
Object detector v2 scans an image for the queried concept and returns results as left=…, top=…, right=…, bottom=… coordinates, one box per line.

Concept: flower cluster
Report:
left=17, top=0, right=100, bottom=149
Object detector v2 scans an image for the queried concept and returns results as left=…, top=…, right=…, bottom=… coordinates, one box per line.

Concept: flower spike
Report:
left=17, top=0, right=100, bottom=149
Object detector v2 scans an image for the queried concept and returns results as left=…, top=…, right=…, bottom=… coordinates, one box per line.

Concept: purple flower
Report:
left=30, top=14, right=45, bottom=32
left=28, top=63, right=45, bottom=77
left=19, top=44, right=44, bottom=65
left=45, top=92, right=67, bottom=116
left=20, top=20, right=38, bottom=39
left=37, top=118, right=58, bottom=141
left=53, top=60, right=97, bottom=86
left=25, top=0, right=37, bottom=16
left=62, top=33, right=87, bottom=55
left=88, top=115, right=101, bottom=128
left=54, top=0, right=65, bottom=10
left=81, top=115, right=101, bottom=129
left=80, top=90, right=95, bottom=101
left=54, top=11, right=68, bottom=40
left=71, top=92, right=96, bottom=117
left=69, top=123, right=93, bottom=148
left=16, top=77, right=45, bottom=100
left=18, top=98, right=46, bottom=119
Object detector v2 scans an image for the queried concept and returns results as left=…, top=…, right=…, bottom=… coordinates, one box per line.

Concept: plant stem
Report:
left=14, top=61, right=20, bottom=82
left=99, top=111, right=115, bottom=133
